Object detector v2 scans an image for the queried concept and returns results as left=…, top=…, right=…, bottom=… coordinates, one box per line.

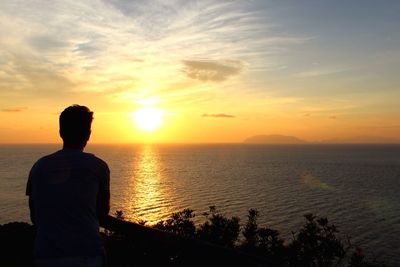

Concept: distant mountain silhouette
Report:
left=243, top=134, right=400, bottom=144
left=321, top=135, right=400, bottom=144
left=244, top=135, right=307, bottom=144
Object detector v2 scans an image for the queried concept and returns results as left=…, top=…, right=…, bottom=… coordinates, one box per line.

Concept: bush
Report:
left=0, top=222, right=34, bottom=267
left=153, top=208, right=196, bottom=238
left=286, top=214, right=346, bottom=266
left=0, top=208, right=387, bottom=267
left=196, top=206, right=240, bottom=247
left=240, top=209, right=285, bottom=264
left=146, top=207, right=386, bottom=267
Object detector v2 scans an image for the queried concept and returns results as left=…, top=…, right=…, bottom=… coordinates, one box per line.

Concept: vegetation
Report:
left=0, top=207, right=388, bottom=267
left=106, top=207, right=387, bottom=266
left=136, top=207, right=386, bottom=266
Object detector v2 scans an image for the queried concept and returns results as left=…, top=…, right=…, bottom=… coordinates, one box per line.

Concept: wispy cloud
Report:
left=294, top=66, right=350, bottom=78
left=183, top=60, right=243, bottom=82
left=0, top=0, right=309, bottom=101
left=202, top=113, right=235, bottom=118
left=1, top=107, right=27, bottom=112
left=299, top=99, right=360, bottom=116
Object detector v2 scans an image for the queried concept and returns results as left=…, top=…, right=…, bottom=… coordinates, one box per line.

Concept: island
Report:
left=243, top=135, right=307, bottom=144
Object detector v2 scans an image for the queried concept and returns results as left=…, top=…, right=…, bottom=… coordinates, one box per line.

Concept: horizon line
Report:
left=1, top=142, right=400, bottom=145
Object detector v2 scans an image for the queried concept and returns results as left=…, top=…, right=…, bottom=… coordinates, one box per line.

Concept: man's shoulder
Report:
left=82, top=152, right=109, bottom=170
left=28, top=151, right=62, bottom=177
left=34, top=150, right=108, bottom=168
left=34, top=151, right=62, bottom=165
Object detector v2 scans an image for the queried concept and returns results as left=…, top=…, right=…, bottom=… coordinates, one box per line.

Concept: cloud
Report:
left=202, top=113, right=235, bottom=118
left=29, top=35, right=70, bottom=52
left=0, top=0, right=309, bottom=104
left=295, top=67, right=349, bottom=78
left=1, top=107, right=27, bottom=112
left=0, top=53, right=77, bottom=97
left=183, top=60, right=243, bottom=82
left=328, top=115, right=337, bottom=119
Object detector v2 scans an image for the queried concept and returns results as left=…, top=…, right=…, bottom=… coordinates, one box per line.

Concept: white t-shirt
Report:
left=26, top=148, right=110, bottom=259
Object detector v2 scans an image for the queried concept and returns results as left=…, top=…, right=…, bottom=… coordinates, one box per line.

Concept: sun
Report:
left=132, top=107, right=163, bottom=132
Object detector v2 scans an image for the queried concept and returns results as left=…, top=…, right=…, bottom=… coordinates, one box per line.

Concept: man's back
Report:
left=27, top=148, right=110, bottom=259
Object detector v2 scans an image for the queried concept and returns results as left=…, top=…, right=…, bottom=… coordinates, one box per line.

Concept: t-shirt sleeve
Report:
left=26, top=179, right=31, bottom=196
left=26, top=162, right=39, bottom=196
left=99, top=162, right=110, bottom=192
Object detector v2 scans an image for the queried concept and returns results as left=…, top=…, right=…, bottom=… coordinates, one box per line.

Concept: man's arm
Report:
left=28, top=196, right=36, bottom=225
left=26, top=173, right=36, bottom=225
left=97, top=164, right=111, bottom=226
left=97, top=188, right=110, bottom=226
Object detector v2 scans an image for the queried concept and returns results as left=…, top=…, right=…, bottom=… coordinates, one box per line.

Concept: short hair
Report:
left=59, top=105, right=93, bottom=144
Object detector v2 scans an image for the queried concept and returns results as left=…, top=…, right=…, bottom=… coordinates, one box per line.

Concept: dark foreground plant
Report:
left=286, top=214, right=346, bottom=266
left=196, top=206, right=240, bottom=247
left=142, top=207, right=386, bottom=267
left=240, top=208, right=285, bottom=265
left=0, top=208, right=387, bottom=267
left=153, top=208, right=196, bottom=238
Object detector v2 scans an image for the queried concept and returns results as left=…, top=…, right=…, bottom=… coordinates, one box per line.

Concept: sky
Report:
left=0, top=0, right=399, bottom=143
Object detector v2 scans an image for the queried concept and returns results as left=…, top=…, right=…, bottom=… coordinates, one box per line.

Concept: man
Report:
left=26, top=105, right=110, bottom=267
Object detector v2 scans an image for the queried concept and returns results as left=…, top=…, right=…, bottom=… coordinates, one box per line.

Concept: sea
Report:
left=0, top=144, right=399, bottom=265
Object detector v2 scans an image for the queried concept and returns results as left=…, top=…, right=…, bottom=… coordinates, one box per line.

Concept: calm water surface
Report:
left=0, top=144, right=399, bottom=264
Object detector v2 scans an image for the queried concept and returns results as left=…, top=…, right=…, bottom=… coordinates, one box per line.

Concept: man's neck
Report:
left=63, top=143, right=86, bottom=151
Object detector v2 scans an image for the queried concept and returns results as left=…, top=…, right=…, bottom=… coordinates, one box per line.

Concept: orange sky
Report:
left=1, top=1, right=399, bottom=144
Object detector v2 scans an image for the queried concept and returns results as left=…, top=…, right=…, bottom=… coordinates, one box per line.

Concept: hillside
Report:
left=243, top=135, right=307, bottom=144
left=321, top=135, right=400, bottom=144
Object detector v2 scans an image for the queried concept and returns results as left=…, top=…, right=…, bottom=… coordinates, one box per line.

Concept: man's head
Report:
left=59, top=105, right=93, bottom=147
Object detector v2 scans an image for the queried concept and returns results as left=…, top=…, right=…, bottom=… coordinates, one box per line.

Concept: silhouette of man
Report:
left=26, top=105, right=110, bottom=267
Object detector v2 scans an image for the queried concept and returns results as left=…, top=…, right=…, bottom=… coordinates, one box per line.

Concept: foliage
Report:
left=115, top=210, right=125, bottom=220
left=153, top=208, right=196, bottom=238
left=240, top=209, right=285, bottom=265
left=146, top=207, right=386, bottom=267
left=242, top=208, right=259, bottom=248
left=196, top=206, right=240, bottom=247
left=348, top=247, right=387, bottom=267
left=152, top=206, right=241, bottom=247
left=0, top=222, right=34, bottom=267
left=0, top=208, right=387, bottom=267
left=286, top=213, right=346, bottom=266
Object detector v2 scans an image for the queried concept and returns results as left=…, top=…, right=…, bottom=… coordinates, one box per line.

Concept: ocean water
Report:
left=0, top=144, right=399, bottom=264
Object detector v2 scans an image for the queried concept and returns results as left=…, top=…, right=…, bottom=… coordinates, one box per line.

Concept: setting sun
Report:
left=132, top=107, right=164, bottom=132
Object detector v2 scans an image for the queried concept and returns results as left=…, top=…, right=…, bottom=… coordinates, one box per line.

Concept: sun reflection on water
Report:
left=121, top=145, right=171, bottom=225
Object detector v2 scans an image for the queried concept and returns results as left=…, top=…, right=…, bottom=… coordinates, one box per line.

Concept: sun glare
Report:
left=132, top=107, right=164, bottom=132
